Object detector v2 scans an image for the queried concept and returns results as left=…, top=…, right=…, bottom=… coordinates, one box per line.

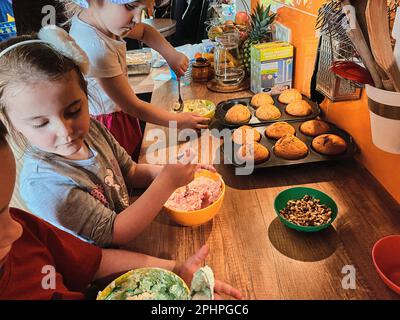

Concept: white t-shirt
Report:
left=69, top=15, right=128, bottom=116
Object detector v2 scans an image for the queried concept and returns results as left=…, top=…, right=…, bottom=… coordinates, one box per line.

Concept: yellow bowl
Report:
left=96, top=267, right=190, bottom=300
left=163, top=170, right=225, bottom=226
left=182, top=99, right=216, bottom=119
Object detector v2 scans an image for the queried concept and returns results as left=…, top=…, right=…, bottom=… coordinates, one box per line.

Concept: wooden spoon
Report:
left=365, top=0, right=397, bottom=91
left=366, top=0, right=400, bottom=92
left=351, top=0, right=393, bottom=90
left=352, top=0, right=370, bottom=48
left=341, top=0, right=382, bottom=88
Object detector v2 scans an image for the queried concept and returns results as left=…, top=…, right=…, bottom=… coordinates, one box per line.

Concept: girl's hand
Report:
left=174, top=245, right=243, bottom=300
left=160, top=163, right=196, bottom=190
left=168, top=51, right=189, bottom=78
left=196, top=164, right=217, bottom=173
left=158, top=149, right=216, bottom=191
left=176, top=112, right=210, bottom=130
left=158, top=149, right=197, bottom=190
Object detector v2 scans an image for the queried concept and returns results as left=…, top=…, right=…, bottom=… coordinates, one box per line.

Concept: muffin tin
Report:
left=223, top=120, right=357, bottom=169
left=215, top=94, right=320, bottom=128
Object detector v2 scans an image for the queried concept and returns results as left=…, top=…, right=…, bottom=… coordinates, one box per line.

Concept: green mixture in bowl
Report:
left=183, top=100, right=214, bottom=115
left=172, top=99, right=216, bottom=118
left=97, top=268, right=190, bottom=300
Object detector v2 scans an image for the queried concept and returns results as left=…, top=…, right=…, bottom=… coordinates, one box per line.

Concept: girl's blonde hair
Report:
left=0, top=34, right=88, bottom=154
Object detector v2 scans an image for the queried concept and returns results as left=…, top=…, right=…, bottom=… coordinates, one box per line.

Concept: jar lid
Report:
left=192, top=58, right=210, bottom=68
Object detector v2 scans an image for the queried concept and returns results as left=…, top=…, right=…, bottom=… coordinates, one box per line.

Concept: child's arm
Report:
left=112, top=161, right=197, bottom=245
left=96, top=74, right=209, bottom=130
left=94, top=245, right=242, bottom=300
left=94, top=248, right=175, bottom=282
left=127, top=23, right=188, bottom=78
left=125, top=163, right=163, bottom=189
left=113, top=148, right=215, bottom=244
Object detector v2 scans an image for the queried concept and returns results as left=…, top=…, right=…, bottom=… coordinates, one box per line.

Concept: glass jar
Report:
left=192, top=58, right=212, bottom=82
left=214, top=31, right=245, bottom=86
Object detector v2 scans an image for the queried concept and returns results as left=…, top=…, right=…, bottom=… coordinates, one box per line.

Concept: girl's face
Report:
left=96, top=1, right=147, bottom=37
left=0, top=144, right=23, bottom=270
left=5, top=70, right=91, bottom=158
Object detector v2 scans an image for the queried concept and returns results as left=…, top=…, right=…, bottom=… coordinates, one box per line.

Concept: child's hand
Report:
left=168, top=51, right=189, bottom=78
left=159, top=149, right=197, bottom=190
left=161, top=162, right=196, bottom=190
left=177, top=112, right=210, bottom=130
left=196, top=164, right=217, bottom=173
left=174, top=245, right=243, bottom=300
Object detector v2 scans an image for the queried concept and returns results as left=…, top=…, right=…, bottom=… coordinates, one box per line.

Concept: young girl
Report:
left=60, top=0, right=209, bottom=159
left=0, top=121, right=241, bottom=300
left=0, top=27, right=213, bottom=247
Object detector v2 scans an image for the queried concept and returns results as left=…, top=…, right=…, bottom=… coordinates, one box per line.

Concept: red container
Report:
left=372, top=235, right=400, bottom=295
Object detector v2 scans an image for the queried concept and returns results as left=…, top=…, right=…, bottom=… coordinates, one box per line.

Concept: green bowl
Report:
left=274, top=187, right=338, bottom=232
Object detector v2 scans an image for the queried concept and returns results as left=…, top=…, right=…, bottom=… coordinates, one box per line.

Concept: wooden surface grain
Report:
left=127, top=77, right=400, bottom=300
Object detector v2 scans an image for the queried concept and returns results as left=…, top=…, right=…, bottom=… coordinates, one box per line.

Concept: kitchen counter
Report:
left=127, top=75, right=400, bottom=299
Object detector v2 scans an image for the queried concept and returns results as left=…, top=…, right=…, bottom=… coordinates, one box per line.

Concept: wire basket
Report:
left=316, top=34, right=362, bottom=102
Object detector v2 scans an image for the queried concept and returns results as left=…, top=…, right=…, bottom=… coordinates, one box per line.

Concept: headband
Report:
left=0, top=25, right=90, bottom=75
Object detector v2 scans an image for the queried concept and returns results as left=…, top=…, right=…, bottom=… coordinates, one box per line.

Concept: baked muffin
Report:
left=232, top=125, right=261, bottom=145
left=265, top=122, right=296, bottom=140
left=237, top=142, right=269, bottom=164
left=312, top=134, right=347, bottom=155
left=255, top=104, right=281, bottom=121
left=274, top=134, right=308, bottom=160
left=300, top=119, right=331, bottom=137
left=225, top=104, right=251, bottom=124
left=278, top=88, right=302, bottom=104
left=251, top=92, right=274, bottom=108
left=286, top=100, right=312, bottom=117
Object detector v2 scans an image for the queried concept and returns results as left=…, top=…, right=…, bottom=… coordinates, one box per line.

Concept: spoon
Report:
left=174, top=77, right=184, bottom=113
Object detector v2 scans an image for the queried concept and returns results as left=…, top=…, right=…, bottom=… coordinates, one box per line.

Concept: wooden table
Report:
left=128, top=78, right=400, bottom=300
left=143, top=18, right=177, bottom=37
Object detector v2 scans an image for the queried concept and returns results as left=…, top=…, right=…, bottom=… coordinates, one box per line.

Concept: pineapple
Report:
left=240, top=3, right=276, bottom=74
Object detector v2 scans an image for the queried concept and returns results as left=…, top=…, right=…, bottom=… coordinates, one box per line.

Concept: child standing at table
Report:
left=0, top=121, right=241, bottom=300
left=59, top=0, right=209, bottom=159
left=0, top=27, right=214, bottom=247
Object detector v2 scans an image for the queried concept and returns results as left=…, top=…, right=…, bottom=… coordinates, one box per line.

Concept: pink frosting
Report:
left=165, top=177, right=222, bottom=211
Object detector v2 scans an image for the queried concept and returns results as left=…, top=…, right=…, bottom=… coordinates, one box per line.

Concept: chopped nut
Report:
left=279, top=195, right=333, bottom=227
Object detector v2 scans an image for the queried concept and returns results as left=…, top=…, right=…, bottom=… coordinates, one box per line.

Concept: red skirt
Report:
left=94, top=111, right=143, bottom=161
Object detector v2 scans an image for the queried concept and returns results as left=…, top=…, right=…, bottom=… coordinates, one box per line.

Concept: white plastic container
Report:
left=365, top=85, right=400, bottom=154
